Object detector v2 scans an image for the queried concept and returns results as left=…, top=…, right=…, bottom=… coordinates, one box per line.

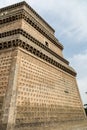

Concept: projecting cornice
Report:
left=0, top=1, right=55, bottom=33
left=0, top=39, right=76, bottom=76
left=0, top=8, right=63, bottom=50
left=0, top=29, right=69, bottom=65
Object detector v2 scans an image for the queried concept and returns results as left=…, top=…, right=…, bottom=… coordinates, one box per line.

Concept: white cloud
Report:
left=69, top=50, right=87, bottom=104
left=28, top=0, right=87, bottom=43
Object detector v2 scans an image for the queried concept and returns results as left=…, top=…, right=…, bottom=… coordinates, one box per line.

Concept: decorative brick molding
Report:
left=0, top=29, right=68, bottom=65
left=0, top=9, right=63, bottom=50
left=0, top=1, right=55, bottom=33
left=0, top=39, right=76, bottom=76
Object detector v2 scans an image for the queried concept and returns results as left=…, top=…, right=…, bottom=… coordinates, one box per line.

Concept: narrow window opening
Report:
left=64, top=90, right=69, bottom=93
left=45, top=41, right=49, bottom=47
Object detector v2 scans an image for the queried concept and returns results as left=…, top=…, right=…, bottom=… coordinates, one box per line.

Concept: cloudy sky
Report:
left=0, top=0, right=87, bottom=105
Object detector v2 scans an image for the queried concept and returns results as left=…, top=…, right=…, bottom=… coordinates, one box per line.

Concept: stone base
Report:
left=14, top=119, right=87, bottom=130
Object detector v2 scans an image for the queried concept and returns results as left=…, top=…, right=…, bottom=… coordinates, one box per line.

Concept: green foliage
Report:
left=84, top=108, right=87, bottom=115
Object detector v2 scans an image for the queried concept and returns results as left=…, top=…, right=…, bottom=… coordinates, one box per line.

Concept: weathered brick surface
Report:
left=14, top=119, right=87, bottom=130
left=0, top=1, right=86, bottom=130
left=14, top=49, right=85, bottom=128
left=0, top=20, right=22, bottom=33
left=0, top=50, right=12, bottom=123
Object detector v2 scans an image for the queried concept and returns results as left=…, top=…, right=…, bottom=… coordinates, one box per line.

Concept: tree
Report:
left=84, top=104, right=87, bottom=116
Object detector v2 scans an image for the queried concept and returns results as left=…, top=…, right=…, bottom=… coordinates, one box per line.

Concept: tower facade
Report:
left=0, top=1, right=86, bottom=130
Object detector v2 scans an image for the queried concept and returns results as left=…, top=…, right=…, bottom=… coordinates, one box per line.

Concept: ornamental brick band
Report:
left=0, top=9, right=63, bottom=50
left=0, top=29, right=68, bottom=64
left=0, top=39, right=75, bottom=76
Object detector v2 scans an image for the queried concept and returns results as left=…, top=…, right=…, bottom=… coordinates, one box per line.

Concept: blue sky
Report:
left=0, top=0, right=87, bottom=104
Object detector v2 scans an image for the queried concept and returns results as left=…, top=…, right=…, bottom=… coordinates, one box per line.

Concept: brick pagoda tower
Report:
left=0, top=1, right=86, bottom=130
